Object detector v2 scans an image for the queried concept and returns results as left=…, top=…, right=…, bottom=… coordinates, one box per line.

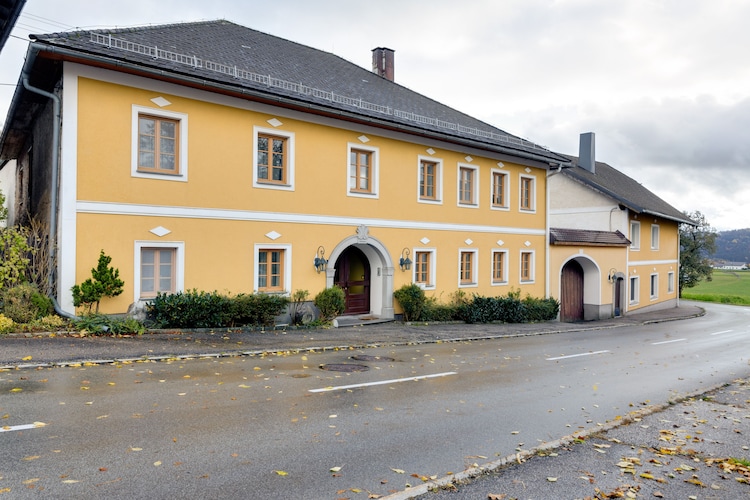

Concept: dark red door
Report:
left=560, top=260, right=584, bottom=322
left=334, top=246, right=371, bottom=315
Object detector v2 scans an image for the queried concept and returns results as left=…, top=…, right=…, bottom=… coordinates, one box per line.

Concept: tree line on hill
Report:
left=712, top=228, right=750, bottom=264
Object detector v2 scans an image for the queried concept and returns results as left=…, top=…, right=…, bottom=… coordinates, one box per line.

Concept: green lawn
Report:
left=682, top=269, right=750, bottom=305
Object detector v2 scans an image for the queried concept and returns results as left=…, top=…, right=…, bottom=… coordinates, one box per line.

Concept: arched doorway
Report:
left=334, top=246, right=371, bottom=315
left=560, top=260, right=584, bottom=322
left=326, top=225, right=395, bottom=320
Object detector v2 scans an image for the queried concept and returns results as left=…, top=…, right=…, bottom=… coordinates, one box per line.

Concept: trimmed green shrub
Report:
left=394, top=283, right=426, bottom=322
left=454, top=291, right=558, bottom=324
left=228, top=293, right=289, bottom=327
left=523, top=295, right=560, bottom=322
left=147, top=290, right=290, bottom=329
left=314, top=286, right=345, bottom=322
left=1, top=283, right=52, bottom=323
left=147, top=289, right=232, bottom=328
left=420, top=296, right=458, bottom=322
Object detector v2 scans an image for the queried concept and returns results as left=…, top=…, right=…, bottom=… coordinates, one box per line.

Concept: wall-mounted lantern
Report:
left=607, top=268, right=617, bottom=283
left=399, top=248, right=412, bottom=271
left=314, top=246, right=328, bottom=274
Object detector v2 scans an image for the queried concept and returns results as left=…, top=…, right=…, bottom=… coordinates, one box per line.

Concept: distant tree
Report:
left=679, top=211, right=717, bottom=296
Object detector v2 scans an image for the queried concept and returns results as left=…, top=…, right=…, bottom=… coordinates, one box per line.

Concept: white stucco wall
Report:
left=549, top=174, right=629, bottom=234
left=0, top=160, right=17, bottom=226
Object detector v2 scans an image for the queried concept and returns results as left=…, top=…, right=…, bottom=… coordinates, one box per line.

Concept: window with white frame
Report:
left=519, top=174, right=536, bottom=211
left=651, top=224, right=660, bottom=250
left=630, top=276, right=639, bottom=304
left=413, top=249, right=436, bottom=289
left=458, top=249, right=478, bottom=287
left=135, top=241, right=184, bottom=301
left=630, top=221, right=640, bottom=250
left=520, top=250, right=535, bottom=282
left=347, top=143, right=379, bottom=198
left=418, top=156, right=443, bottom=203
left=667, top=271, right=675, bottom=294
left=254, top=244, right=291, bottom=294
left=253, top=126, right=295, bottom=190
left=491, top=170, right=509, bottom=210
left=491, top=249, right=508, bottom=285
left=650, top=273, right=658, bottom=299
left=457, top=164, right=479, bottom=207
left=132, top=106, right=188, bottom=181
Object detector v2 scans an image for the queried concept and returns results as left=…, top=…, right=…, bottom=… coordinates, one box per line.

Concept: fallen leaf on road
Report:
left=21, top=356, right=32, bottom=361
left=547, top=477, right=558, bottom=482
left=391, top=468, right=405, bottom=474
left=274, top=470, right=288, bottom=476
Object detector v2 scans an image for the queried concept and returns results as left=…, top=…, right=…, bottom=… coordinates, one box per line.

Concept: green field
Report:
left=682, top=269, right=750, bottom=305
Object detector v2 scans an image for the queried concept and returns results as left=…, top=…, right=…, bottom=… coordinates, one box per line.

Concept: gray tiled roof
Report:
left=20, top=20, right=567, bottom=164
left=549, top=228, right=631, bottom=246
left=562, top=155, right=695, bottom=225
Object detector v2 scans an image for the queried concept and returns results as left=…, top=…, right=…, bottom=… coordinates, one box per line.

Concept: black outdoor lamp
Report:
left=314, top=246, right=328, bottom=274
left=607, top=268, right=617, bottom=283
left=399, top=248, right=412, bottom=271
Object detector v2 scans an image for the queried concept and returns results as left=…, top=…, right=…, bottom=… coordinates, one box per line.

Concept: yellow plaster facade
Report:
left=70, top=70, right=549, bottom=315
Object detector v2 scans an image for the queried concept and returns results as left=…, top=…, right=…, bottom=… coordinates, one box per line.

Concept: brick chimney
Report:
left=372, top=47, right=395, bottom=81
left=579, top=132, right=596, bottom=173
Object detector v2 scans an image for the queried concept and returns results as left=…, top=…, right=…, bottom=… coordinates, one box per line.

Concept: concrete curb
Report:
left=381, top=379, right=730, bottom=500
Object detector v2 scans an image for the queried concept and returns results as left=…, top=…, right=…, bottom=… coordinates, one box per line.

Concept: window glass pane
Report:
left=258, top=137, right=268, bottom=152
left=160, top=121, right=176, bottom=138
left=272, top=139, right=284, bottom=153
left=258, top=165, right=268, bottom=180
left=160, top=154, right=175, bottom=171
left=160, top=137, right=175, bottom=155
left=139, top=117, right=155, bottom=135
left=272, top=153, right=283, bottom=167
left=139, top=152, right=154, bottom=168
left=139, top=135, right=155, bottom=152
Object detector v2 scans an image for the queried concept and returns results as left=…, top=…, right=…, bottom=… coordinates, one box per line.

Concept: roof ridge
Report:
left=31, top=19, right=232, bottom=40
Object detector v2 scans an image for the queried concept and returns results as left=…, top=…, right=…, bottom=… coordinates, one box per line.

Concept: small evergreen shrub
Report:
left=314, top=286, right=345, bottom=322
left=393, top=283, right=426, bottom=322
left=71, top=250, right=124, bottom=313
left=1, top=283, right=51, bottom=323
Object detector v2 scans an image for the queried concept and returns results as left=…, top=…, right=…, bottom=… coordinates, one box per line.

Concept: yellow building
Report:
left=0, top=21, right=570, bottom=319
left=549, top=133, right=694, bottom=321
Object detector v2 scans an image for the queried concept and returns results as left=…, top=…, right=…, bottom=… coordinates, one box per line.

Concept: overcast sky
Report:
left=1, top=0, right=748, bottom=231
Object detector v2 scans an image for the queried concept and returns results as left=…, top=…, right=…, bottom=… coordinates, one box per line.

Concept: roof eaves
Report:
left=21, top=37, right=569, bottom=166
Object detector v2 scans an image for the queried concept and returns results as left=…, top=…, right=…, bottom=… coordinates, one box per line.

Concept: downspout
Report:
left=545, top=163, right=564, bottom=301
left=21, top=75, right=78, bottom=321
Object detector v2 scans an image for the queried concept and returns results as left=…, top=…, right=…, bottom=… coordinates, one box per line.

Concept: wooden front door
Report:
left=334, top=246, right=371, bottom=315
left=560, top=260, right=584, bottom=322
